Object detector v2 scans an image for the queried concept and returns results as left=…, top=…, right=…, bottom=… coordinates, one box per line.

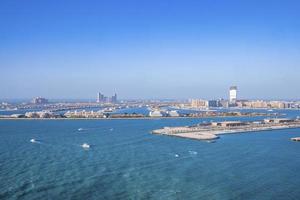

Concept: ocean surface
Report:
left=1, top=110, right=300, bottom=199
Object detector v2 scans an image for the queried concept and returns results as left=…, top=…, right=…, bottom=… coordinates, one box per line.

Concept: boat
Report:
left=268, top=109, right=273, bottom=112
left=30, top=139, right=36, bottom=143
left=291, top=137, right=300, bottom=142
left=78, top=128, right=84, bottom=131
left=81, top=143, right=90, bottom=149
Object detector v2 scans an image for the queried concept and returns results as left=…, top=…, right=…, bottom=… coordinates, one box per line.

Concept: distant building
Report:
left=25, top=111, right=55, bottom=118
left=97, top=92, right=105, bottom=103
left=97, top=92, right=118, bottom=104
left=167, top=110, right=180, bottom=117
left=229, top=86, right=237, bottom=105
left=32, top=97, right=48, bottom=104
left=269, top=101, right=286, bottom=109
left=25, top=112, right=40, bottom=118
left=149, top=110, right=164, bottom=117
left=208, top=100, right=219, bottom=107
left=233, top=99, right=297, bottom=109
left=219, top=99, right=229, bottom=108
left=111, top=93, right=117, bottom=103
left=264, top=118, right=294, bottom=124
left=191, top=99, right=208, bottom=109
left=212, top=121, right=248, bottom=127
left=244, top=100, right=268, bottom=108
left=10, top=114, right=25, bottom=118
left=236, top=99, right=248, bottom=108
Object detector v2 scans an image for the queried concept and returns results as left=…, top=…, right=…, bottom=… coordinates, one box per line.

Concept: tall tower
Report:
left=111, top=93, right=117, bottom=103
left=97, top=92, right=102, bottom=103
left=229, top=86, right=237, bottom=104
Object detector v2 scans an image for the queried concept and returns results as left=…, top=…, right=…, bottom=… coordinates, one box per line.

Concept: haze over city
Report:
left=1, top=0, right=300, bottom=100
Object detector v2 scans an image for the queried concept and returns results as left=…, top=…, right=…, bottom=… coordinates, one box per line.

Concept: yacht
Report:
left=30, top=139, right=36, bottom=143
left=81, top=143, right=90, bottom=149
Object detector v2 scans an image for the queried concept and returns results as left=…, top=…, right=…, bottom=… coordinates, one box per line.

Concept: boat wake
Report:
left=188, top=150, right=198, bottom=155
left=77, top=128, right=87, bottom=132
left=206, top=140, right=216, bottom=143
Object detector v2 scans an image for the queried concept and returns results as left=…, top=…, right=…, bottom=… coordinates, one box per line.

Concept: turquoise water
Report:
left=1, top=112, right=300, bottom=199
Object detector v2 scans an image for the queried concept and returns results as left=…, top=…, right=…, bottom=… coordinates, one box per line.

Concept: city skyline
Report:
left=1, top=0, right=300, bottom=99
left=0, top=85, right=300, bottom=101
left=2, top=87, right=300, bottom=102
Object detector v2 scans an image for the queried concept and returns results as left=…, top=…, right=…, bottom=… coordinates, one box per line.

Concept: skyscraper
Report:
left=111, top=93, right=117, bottom=103
left=97, top=92, right=117, bottom=103
left=97, top=92, right=100, bottom=103
left=229, top=86, right=237, bottom=104
left=32, top=97, right=48, bottom=104
left=97, top=92, right=104, bottom=103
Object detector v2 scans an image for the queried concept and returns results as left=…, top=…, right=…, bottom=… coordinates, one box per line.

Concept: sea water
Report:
left=0, top=111, right=300, bottom=199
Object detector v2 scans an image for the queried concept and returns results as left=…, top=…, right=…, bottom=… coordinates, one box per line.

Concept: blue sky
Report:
left=0, top=0, right=300, bottom=100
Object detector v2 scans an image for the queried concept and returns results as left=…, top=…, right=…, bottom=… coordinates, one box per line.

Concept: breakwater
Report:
left=152, top=118, right=300, bottom=141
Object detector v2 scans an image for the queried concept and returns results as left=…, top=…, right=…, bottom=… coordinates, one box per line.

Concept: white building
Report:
left=149, top=110, right=163, bottom=117
left=167, top=110, right=180, bottom=117
left=229, top=86, right=237, bottom=104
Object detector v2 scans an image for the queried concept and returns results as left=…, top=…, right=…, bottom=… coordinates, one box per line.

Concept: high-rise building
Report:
left=32, top=97, right=48, bottom=104
left=229, top=86, right=237, bottom=104
left=97, top=92, right=100, bottom=103
left=97, top=92, right=117, bottom=104
left=111, top=93, right=117, bottom=103
left=97, top=92, right=105, bottom=103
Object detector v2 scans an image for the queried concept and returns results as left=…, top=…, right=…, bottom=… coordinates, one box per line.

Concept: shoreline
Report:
left=0, top=114, right=275, bottom=120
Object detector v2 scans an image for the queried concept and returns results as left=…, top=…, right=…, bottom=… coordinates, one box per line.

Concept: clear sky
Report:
left=0, top=0, right=300, bottom=100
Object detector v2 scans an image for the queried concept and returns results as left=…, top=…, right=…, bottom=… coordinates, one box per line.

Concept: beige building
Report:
left=269, top=101, right=286, bottom=109
left=191, top=99, right=209, bottom=109
left=237, top=100, right=290, bottom=109
left=243, top=100, right=268, bottom=108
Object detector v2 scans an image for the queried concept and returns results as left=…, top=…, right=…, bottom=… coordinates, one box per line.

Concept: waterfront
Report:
left=1, top=109, right=300, bottom=199
left=152, top=118, right=300, bottom=141
left=0, top=105, right=283, bottom=119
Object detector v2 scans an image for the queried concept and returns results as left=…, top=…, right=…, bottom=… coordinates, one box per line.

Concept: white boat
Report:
left=78, top=128, right=84, bottom=131
left=30, top=139, right=36, bottom=143
left=268, top=109, right=273, bottom=112
left=81, top=143, right=90, bottom=149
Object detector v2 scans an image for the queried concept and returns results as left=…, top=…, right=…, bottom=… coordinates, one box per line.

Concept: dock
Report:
left=152, top=118, right=300, bottom=141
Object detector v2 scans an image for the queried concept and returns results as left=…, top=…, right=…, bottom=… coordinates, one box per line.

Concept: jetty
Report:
left=152, top=118, right=300, bottom=141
